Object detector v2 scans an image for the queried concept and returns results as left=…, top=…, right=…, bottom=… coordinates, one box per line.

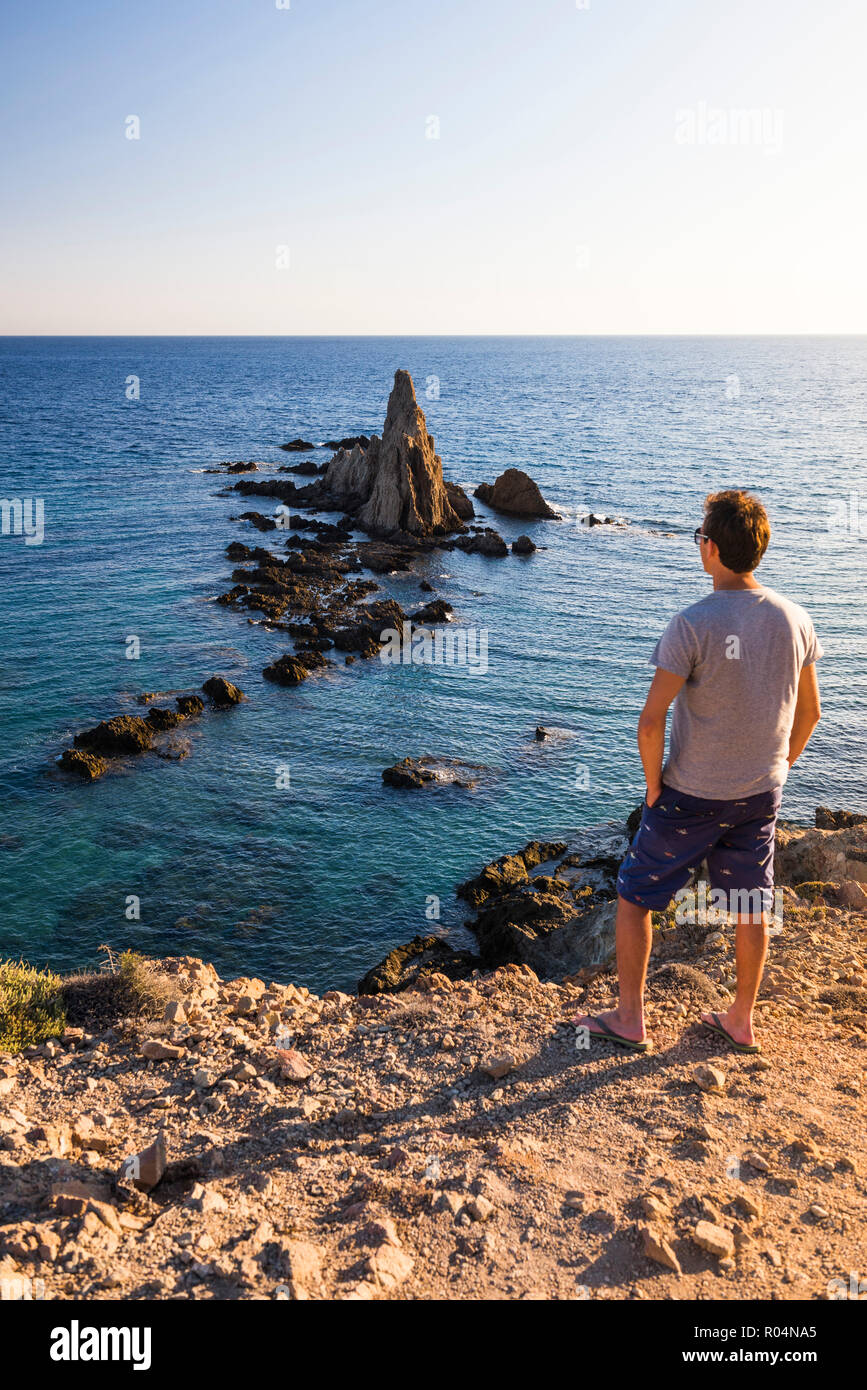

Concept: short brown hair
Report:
left=703, top=490, right=770, bottom=572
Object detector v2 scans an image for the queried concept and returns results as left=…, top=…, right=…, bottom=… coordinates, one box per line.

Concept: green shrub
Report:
left=0, top=960, right=66, bottom=1053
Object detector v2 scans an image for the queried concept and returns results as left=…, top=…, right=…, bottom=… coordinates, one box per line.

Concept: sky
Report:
left=1, top=0, right=865, bottom=334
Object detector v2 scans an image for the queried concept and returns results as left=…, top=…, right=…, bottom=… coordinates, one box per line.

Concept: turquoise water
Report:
left=1, top=336, right=864, bottom=991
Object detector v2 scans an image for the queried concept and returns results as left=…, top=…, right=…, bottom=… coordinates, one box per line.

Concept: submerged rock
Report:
left=238, top=510, right=277, bottom=531
left=202, top=677, right=245, bottom=707
left=816, top=807, right=867, bottom=830
left=410, top=599, right=453, bottom=624
left=358, top=934, right=480, bottom=994
left=474, top=469, right=559, bottom=520
left=323, top=435, right=371, bottom=451
left=263, top=651, right=329, bottom=686
left=445, top=527, right=508, bottom=558
left=144, top=707, right=183, bottom=732
left=382, top=756, right=485, bottom=790
left=444, top=480, right=475, bottom=520
left=176, top=694, right=205, bottom=717
left=281, top=438, right=316, bottom=452
left=59, top=748, right=107, bottom=780
left=74, top=716, right=154, bottom=758
left=458, top=840, right=567, bottom=908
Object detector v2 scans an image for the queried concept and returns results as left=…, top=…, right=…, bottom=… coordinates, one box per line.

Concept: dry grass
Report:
left=62, top=948, right=181, bottom=1031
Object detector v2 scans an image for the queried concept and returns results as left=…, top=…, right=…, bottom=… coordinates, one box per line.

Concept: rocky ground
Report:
left=1, top=818, right=865, bottom=1302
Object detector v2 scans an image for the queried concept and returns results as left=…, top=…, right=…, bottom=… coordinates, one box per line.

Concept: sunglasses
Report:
left=693, top=527, right=709, bottom=545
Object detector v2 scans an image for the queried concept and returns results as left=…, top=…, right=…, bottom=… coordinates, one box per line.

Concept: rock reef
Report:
left=474, top=468, right=559, bottom=520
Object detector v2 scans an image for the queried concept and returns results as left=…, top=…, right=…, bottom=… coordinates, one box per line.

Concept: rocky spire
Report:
left=319, top=370, right=468, bottom=537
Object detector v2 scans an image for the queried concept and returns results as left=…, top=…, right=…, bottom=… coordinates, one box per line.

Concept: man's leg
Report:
left=573, top=894, right=652, bottom=1043
left=702, top=911, right=769, bottom=1047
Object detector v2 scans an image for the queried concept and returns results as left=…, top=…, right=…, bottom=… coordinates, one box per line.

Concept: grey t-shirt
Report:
left=651, top=586, right=823, bottom=800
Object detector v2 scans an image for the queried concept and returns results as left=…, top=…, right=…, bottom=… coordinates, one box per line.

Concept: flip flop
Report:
left=702, top=1011, right=762, bottom=1054
left=573, top=1014, right=651, bottom=1053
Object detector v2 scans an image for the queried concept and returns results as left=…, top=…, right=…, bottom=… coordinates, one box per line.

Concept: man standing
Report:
left=575, top=490, right=822, bottom=1054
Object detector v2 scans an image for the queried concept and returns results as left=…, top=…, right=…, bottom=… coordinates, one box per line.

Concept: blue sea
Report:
left=1, top=337, right=865, bottom=992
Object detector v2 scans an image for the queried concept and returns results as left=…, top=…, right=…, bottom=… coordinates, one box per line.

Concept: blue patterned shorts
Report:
left=617, top=783, right=782, bottom=914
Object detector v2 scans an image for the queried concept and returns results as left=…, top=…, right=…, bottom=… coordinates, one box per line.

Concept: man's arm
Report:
left=788, top=662, right=821, bottom=767
left=638, top=667, right=686, bottom=805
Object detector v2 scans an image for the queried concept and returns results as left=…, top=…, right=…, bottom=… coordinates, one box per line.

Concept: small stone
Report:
left=753, top=1056, right=773, bottom=1072
left=232, top=1062, right=258, bottom=1083
left=436, top=1191, right=464, bottom=1217
left=278, top=1239, right=324, bottom=1300
left=276, top=1049, right=313, bottom=1082
left=192, top=1068, right=217, bottom=1089
left=640, top=1194, right=670, bottom=1220
left=117, top=1132, right=167, bottom=1191
left=735, top=1188, right=763, bottom=1218
left=365, top=1245, right=414, bottom=1290
left=639, top=1223, right=682, bottom=1274
left=164, top=1000, right=186, bottom=1025
left=141, top=1040, right=184, bottom=1061
left=465, top=1195, right=494, bottom=1222
left=809, top=1204, right=829, bottom=1220
left=693, top=1063, right=726, bottom=1094
left=692, top=1220, right=735, bottom=1260
left=481, top=1054, right=517, bottom=1081
left=744, top=1151, right=771, bottom=1173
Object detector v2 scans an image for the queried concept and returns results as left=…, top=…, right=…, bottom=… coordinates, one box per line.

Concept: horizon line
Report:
left=2, top=332, right=866, bottom=340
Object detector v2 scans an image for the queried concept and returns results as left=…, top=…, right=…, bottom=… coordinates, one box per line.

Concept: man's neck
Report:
left=712, top=571, right=762, bottom=592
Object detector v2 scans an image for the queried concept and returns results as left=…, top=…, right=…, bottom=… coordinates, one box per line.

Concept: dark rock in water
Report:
left=332, top=598, right=406, bottom=656
left=512, top=535, right=536, bottom=554
left=216, top=584, right=249, bottom=607
left=226, top=541, right=252, bottom=561
left=419, top=579, right=434, bottom=592
left=535, top=726, right=549, bottom=741
left=358, top=934, right=480, bottom=995
left=583, top=513, right=626, bottom=528
left=283, top=460, right=321, bottom=476
left=445, top=527, right=508, bottom=558
left=262, top=650, right=329, bottom=685
left=626, top=804, right=644, bottom=838
left=145, top=707, right=183, bottom=732
left=60, top=748, right=107, bottom=780
left=221, top=461, right=259, bottom=473
left=238, top=510, right=277, bottom=532
left=354, top=539, right=417, bottom=574
left=154, top=736, right=191, bottom=762
left=281, top=438, right=316, bottom=452
left=202, top=677, right=245, bottom=707
left=444, top=480, right=475, bottom=520
left=474, top=469, right=559, bottom=520
left=176, top=695, right=205, bottom=717
left=816, top=806, right=867, bottom=829
left=410, top=599, right=453, bottom=624
left=74, top=716, right=154, bottom=757
left=234, top=477, right=316, bottom=506
left=323, top=435, right=371, bottom=451
left=462, top=842, right=619, bottom=978
left=382, top=755, right=485, bottom=790
left=458, top=840, right=567, bottom=908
